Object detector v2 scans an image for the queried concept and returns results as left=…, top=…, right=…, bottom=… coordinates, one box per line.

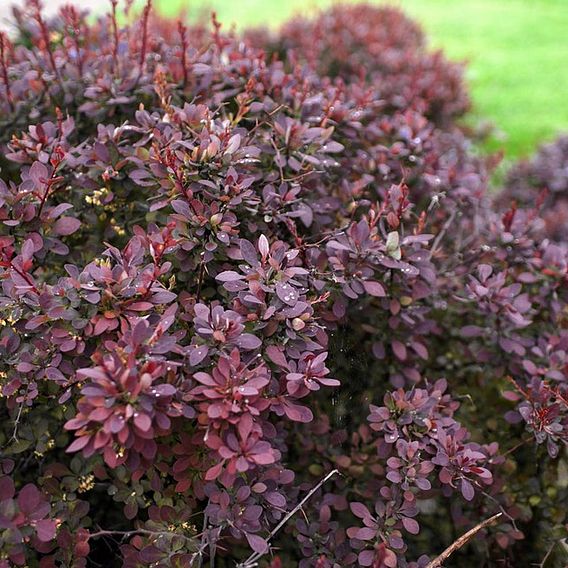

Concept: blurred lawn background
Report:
left=153, top=0, right=568, bottom=160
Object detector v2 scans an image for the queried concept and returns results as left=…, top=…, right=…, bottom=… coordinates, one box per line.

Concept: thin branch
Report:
left=195, top=512, right=208, bottom=568
left=138, top=0, right=152, bottom=73
left=269, top=138, right=285, bottom=184
left=266, top=469, right=340, bottom=542
left=68, top=6, right=85, bottom=77
left=6, top=261, right=39, bottom=294
left=9, top=401, right=25, bottom=444
left=430, top=209, right=457, bottom=256
left=37, top=144, right=65, bottom=220
left=0, top=32, right=14, bottom=112
left=178, top=20, right=189, bottom=88
left=110, top=0, right=120, bottom=75
left=479, top=490, right=518, bottom=532
left=195, top=259, right=206, bottom=302
left=31, top=0, right=66, bottom=95
left=500, top=435, right=531, bottom=458
left=89, top=527, right=195, bottom=544
left=425, top=512, right=503, bottom=568
left=36, top=175, right=60, bottom=219
left=246, top=104, right=286, bottom=137
left=237, top=469, right=339, bottom=568
left=534, top=539, right=563, bottom=568
left=189, top=538, right=211, bottom=568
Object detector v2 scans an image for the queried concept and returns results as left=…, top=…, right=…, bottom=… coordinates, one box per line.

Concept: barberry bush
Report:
left=496, top=134, right=568, bottom=243
left=0, top=2, right=566, bottom=567
left=254, top=3, right=470, bottom=127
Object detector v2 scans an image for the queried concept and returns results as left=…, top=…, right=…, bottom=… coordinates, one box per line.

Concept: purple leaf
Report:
left=153, top=384, right=177, bottom=397
left=402, top=517, right=420, bottom=534
left=216, top=270, right=244, bottom=282
left=355, top=527, right=377, bottom=541
left=275, top=282, right=299, bottom=306
left=461, top=479, right=475, bottom=501
left=29, top=161, right=49, bottom=188
left=0, top=476, right=15, bottom=500
left=134, top=413, right=152, bottom=432
left=266, top=345, right=289, bottom=369
left=350, top=502, right=370, bottom=519
left=282, top=402, right=313, bottom=423
left=36, top=519, right=57, bottom=542
left=391, top=340, right=407, bottom=361
left=363, top=280, right=386, bottom=297
left=17, top=484, right=41, bottom=514
left=358, top=550, right=375, bottom=566
left=240, top=239, right=259, bottom=266
left=245, top=533, right=269, bottom=555
left=188, top=345, right=209, bottom=366
left=236, top=333, right=262, bottom=350
left=53, top=217, right=81, bottom=236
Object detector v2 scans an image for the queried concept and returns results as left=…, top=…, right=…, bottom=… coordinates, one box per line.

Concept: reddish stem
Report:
left=62, top=5, right=84, bottom=76
left=7, top=261, right=39, bottom=294
left=32, top=2, right=57, bottom=75
left=31, top=0, right=67, bottom=97
left=178, top=20, right=188, bottom=88
left=506, top=375, right=529, bottom=398
left=0, top=33, right=14, bottom=112
left=139, top=0, right=152, bottom=72
left=110, top=0, right=119, bottom=75
left=36, top=162, right=64, bottom=220
left=211, top=11, right=224, bottom=51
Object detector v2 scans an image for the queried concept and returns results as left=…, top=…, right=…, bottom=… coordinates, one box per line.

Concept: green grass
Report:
left=153, top=0, right=568, bottom=159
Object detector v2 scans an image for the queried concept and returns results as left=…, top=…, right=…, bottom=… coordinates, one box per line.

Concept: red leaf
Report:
left=205, top=461, right=224, bottom=481
left=66, top=436, right=90, bottom=453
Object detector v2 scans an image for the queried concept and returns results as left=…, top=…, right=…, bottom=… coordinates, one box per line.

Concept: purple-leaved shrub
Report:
left=0, top=2, right=566, bottom=567
left=496, top=134, right=568, bottom=242
left=255, top=3, right=470, bottom=126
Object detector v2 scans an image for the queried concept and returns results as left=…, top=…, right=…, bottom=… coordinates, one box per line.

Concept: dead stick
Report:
left=425, top=512, right=503, bottom=568
left=237, top=469, right=339, bottom=568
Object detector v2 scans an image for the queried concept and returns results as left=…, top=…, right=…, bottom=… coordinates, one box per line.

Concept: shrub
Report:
left=497, top=135, right=568, bottom=242
left=253, top=4, right=470, bottom=126
left=0, top=2, right=566, bottom=567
